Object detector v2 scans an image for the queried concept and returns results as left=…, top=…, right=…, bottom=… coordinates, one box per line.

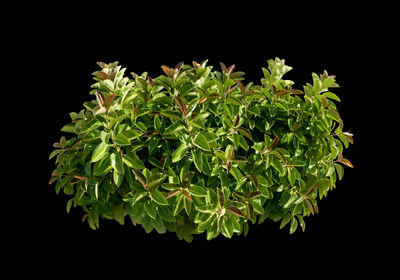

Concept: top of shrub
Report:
left=49, top=58, right=353, bottom=242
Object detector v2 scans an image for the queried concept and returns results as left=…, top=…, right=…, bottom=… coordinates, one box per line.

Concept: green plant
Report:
left=49, top=58, right=353, bottom=241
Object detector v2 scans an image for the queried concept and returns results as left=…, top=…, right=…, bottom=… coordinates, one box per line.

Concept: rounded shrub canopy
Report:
left=49, top=58, right=353, bottom=241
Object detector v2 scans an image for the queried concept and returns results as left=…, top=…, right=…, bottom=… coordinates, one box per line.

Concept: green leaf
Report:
left=61, top=123, right=76, bottom=133
left=164, top=122, right=185, bottom=135
left=150, top=189, right=169, bottom=206
left=198, top=215, right=216, bottom=232
left=283, top=194, right=298, bottom=208
left=288, top=168, right=296, bottom=186
left=229, top=166, right=243, bottom=183
left=322, top=91, right=341, bottom=102
left=91, top=142, right=109, bottom=162
left=66, top=198, right=74, bottom=213
left=172, top=142, right=189, bottom=163
left=271, top=157, right=284, bottom=175
left=193, top=134, right=211, bottom=151
left=158, top=206, right=176, bottom=222
left=113, top=168, right=123, bottom=187
left=161, top=110, right=182, bottom=120
left=237, top=127, right=252, bottom=140
left=189, top=185, right=208, bottom=197
left=222, top=216, right=234, bottom=238
left=290, top=217, right=298, bottom=234
left=173, top=195, right=184, bottom=216
left=113, top=133, right=131, bottom=145
left=80, top=119, right=102, bottom=134
left=335, top=163, right=344, bottom=180
left=110, top=152, right=124, bottom=174
left=123, top=129, right=142, bottom=140
left=122, top=153, right=145, bottom=169
left=144, top=200, right=157, bottom=219
left=192, top=150, right=203, bottom=173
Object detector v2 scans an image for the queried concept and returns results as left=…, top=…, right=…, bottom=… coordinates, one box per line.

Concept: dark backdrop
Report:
left=18, top=3, right=385, bottom=275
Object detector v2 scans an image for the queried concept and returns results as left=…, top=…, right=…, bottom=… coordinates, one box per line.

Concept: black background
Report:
left=13, top=2, right=390, bottom=275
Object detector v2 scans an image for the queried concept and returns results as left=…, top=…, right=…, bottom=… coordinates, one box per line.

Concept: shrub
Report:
left=49, top=58, right=353, bottom=241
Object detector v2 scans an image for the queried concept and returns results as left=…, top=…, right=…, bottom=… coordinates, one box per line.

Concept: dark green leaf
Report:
left=123, top=153, right=145, bottom=169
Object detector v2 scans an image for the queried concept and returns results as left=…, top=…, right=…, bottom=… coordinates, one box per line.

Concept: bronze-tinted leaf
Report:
left=207, top=93, right=220, bottom=100
left=342, top=132, right=354, bottom=144
left=291, top=89, right=304, bottom=95
left=133, top=103, right=137, bottom=119
left=292, top=124, right=300, bottom=131
left=228, top=148, right=234, bottom=160
left=233, top=191, right=246, bottom=201
left=160, top=154, right=167, bottom=169
left=97, top=71, right=109, bottom=80
left=339, top=158, right=354, bottom=168
left=141, top=131, right=159, bottom=137
left=227, top=64, right=235, bottom=75
left=217, top=188, right=225, bottom=207
left=276, top=89, right=289, bottom=97
left=73, top=175, right=88, bottom=180
left=192, top=60, right=199, bottom=69
left=95, top=91, right=104, bottom=106
left=236, top=80, right=246, bottom=93
left=305, top=199, right=315, bottom=215
left=269, top=136, right=279, bottom=150
left=148, top=76, right=154, bottom=86
left=247, top=191, right=262, bottom=200
left=103, top=94, right=116, bottom=109
left=161, top=65, right=171, bottom=76
left=321, top=96, right=329, bottom=108
left=108, top=70, right=116, bottom=81
left=246, top=203, right=254, bottom=219
left=132, top=169, right=148, bottom=190
left=165, top=189, right=181, bottom=199
left=182, top=189, right=193, bottom=202
left=305, top=184, right=317, bottom=195
left=82, top=213, right=88, bottom=223
left=199, top=96, right=207, bottom=103
left=231, top=156, right=247, bottom=163
left=226, top=206, right=245, bottom=218
left=174, top=96, right=187, bottom=117
left=200, top=59, right=208, bottom=67
left=174, top=61, right=184, bottom=71
left=148, top=111, right=161, bottom=116
left=248, top=175, right=259, bottom=188
left=229, top=71, right=245, bottom=79
left=234, top=114, right=240, bottom=127
left=220, top=62, right=227, bottom=73
left=182, top=171, right=195, bottom=185
left=53, top=142, right=61, bottom=148
left=226, top=160, right=232, bottom=174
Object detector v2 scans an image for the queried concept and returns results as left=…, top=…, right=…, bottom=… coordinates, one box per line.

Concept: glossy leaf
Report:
left=50, top=59, right=352, bottom=241
left=193, top=134, right=211, bottom=151
left=150, top=189, right=169, bottom=206
left=91, top=142, right=109, bottom=162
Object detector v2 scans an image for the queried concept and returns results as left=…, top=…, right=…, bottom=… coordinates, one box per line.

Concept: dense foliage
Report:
left=49, top=58, right=353, bottom=241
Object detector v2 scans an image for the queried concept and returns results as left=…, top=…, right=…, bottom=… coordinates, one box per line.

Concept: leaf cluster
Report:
left=49, top=58, right=353, bottom=241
